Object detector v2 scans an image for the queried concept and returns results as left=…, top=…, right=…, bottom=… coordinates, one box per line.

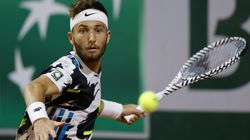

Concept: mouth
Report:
left=87, top=47, right=99, bottom=53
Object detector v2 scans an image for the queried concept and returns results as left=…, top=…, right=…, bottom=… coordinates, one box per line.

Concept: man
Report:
left=16, top=0, right=143, bottom=139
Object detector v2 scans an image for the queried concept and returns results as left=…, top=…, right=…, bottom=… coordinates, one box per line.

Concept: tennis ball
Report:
left=138, top=91, right=159, bottom=112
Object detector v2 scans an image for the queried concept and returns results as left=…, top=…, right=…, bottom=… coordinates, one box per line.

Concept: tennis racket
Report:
left=125, top=36, right=247, bottom=122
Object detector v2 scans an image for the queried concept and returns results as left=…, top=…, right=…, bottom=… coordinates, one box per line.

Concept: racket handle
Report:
left=124, top=105, right=144, bottom=122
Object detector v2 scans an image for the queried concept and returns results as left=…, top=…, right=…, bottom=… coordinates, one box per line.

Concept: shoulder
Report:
left=52, top=52, right=80, bottom=70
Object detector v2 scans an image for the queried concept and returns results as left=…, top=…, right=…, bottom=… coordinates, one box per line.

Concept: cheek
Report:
left=98, top=36, right=108, bottom=45
left=75, top=36, right=87, bottom=46
left=100, top=39, right=107, bottom=45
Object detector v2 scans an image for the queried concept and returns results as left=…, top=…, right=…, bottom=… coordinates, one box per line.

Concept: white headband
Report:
left=70, top=9, right=108, bottom=30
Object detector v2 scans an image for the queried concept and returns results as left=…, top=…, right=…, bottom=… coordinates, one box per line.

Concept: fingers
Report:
left=54, top=121, right=65, bottom=127
left=134, top=110, right=146, bottom=117
left=130, top=108, right=146, bottom=119
left=121, top=104, right=148, bottom=125
left=34, top=126, right=50, bottom=140
left=123, top=104, right=144, bottom=116
left=33, top=119, right=64, bottom=139
left=49, top=121, right=64, bottom=138
left=121, top=113, right=142, bottom=125
left=128, top=115, right=140, bottom=125
left=49, top=127, right=57, bottom=138
left=35, top=134, right=39, bottom=140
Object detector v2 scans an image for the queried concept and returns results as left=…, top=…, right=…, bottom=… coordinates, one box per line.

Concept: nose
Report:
left=88, top=31, right=96, bottom=44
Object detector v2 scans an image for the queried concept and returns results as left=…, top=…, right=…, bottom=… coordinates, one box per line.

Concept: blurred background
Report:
left=0, top=0, right=250, bottom=139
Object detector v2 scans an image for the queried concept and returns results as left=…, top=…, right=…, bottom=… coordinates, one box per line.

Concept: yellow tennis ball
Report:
left=138, top=91, right=158, bottom=112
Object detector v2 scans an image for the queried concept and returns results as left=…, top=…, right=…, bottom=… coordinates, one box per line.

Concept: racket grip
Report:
left=124, top=105, right=144, bottom=122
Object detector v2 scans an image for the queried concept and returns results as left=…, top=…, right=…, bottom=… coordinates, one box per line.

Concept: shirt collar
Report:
left=72, top=51, right=101, bottom=77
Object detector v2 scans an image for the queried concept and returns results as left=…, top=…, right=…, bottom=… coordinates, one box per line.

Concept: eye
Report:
left=95, top=28, right=103, bottom=33
left=79, top=28, right=87, bottom=34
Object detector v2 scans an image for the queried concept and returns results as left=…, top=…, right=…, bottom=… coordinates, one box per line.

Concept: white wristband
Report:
left=99, top=100, right=123, bottom=120
left=26, top=102, right=49, bottom=124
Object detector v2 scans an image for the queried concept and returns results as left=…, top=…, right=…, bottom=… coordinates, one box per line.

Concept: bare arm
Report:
left=24, top=75, right=59, bottom=106
left=24, top=75, right=64, bottom=139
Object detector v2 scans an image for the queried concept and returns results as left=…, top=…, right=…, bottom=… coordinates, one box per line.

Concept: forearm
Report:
left=24, top=75, right=59, bottom=106
left=23, top=75, right=59, bottom=124
left=22, top=76, right=62, bottom=139
left=23, top=81, right=49, bottom=124
left=24, top=81, right=46, bottom=106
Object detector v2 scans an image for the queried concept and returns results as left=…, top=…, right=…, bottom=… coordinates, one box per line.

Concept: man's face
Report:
left=69, top=20, right=110, bottom=62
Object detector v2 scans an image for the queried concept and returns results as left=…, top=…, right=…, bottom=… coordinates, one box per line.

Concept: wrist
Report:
left=26, top=102, right=49, bottom=124
left=99, top=100, right=123, bottom=120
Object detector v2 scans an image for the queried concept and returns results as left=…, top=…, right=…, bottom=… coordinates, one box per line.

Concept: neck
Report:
left=83, top=60, right=101, bottom=73
left=73, top=52, right=101, bottom=74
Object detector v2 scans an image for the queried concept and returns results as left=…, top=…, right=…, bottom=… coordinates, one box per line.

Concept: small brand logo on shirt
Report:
left=51, top=71, right=63, bottom=81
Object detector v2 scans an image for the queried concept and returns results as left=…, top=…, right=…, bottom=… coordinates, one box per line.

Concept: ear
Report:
left=68, top=32, right=74, bottom=45
left=106, top=31, right=111, bottom=44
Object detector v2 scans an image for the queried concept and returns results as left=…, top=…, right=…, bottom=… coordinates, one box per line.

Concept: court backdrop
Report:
left=1, top=0, right=250, bottom=140
left=145, top=0, right=250, bottom=140
left=0, top=0, right=147, bottom=139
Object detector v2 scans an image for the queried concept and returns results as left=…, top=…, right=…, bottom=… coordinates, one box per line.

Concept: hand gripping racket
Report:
left=125, top=36, right=247, bottom=122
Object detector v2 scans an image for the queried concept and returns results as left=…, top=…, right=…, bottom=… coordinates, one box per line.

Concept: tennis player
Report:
left=16, top=0, right=143, bottom=139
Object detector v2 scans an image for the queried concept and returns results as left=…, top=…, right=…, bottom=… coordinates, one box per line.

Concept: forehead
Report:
left=76, top=20, right=107, bottom=29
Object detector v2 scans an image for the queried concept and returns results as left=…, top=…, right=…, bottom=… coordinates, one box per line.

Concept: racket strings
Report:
left=161, top=37, right=246, bottom=97
left=208, top=41, right=242, bottom=68
left=183, top=39, right=245, bottom=79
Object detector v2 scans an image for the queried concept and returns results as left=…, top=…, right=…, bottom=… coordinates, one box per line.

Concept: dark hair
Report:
left=69, top=0, right=108, bottom=19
